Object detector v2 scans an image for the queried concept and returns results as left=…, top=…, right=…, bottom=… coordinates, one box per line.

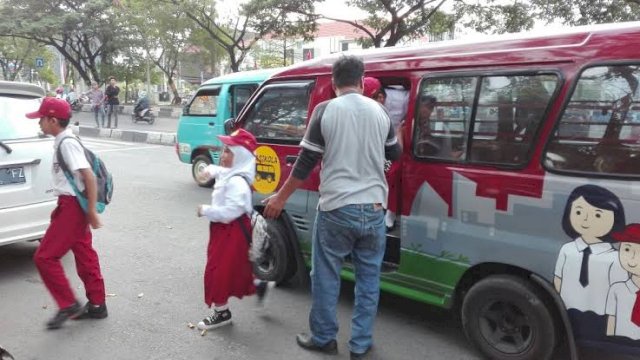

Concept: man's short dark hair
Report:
left=332, top=56, right=364, bottom=89
left=109, top=76, right=116, bottom=81
left=58, top=118, right=70, bottom=128
left=420, top=95, right=437, bottom=107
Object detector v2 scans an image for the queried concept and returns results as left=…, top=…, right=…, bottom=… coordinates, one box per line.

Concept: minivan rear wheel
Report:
left=461, top=275, right=556, bottom=360
left=192, top=154, right=215, bottom=187
left=253, top=220, right=292, bottom=284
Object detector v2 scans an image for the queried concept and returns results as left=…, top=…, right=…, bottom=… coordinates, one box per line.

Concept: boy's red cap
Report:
left=612, top=223, right=640, bottom=244
left=25, top=97, right=71, bottom=120
left=218, top=128, right=257, bottom=153
left=363, top=77, right=381, bottom=98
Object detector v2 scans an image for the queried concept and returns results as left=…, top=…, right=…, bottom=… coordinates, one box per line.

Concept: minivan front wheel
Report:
left=461, top=275, right=556, bottom=360
left=192, top=154, right=215, bottom=187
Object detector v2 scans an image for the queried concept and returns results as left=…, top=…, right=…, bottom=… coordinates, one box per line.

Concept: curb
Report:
left=76, top=104, right=182, bottom=118
left=75, top=126, right=176, bottom=146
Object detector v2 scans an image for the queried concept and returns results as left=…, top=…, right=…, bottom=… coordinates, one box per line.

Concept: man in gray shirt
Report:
left=263, top=55, right=401, bottom=359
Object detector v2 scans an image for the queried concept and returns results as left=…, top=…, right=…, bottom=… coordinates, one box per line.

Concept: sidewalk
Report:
left=73, top=105, right=180, bottom=146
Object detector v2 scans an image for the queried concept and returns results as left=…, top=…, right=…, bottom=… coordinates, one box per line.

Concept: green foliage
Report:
left=0, top=0, right=126, bottom=84
left=321, top=0, right=452, bottom=47
left=455, top=1, right=535, bottom=34
left=529, top=0, right=640, bottom=26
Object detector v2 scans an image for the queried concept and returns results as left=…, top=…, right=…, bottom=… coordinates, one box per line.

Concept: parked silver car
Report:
left=0, top=81, right=56, bottom=246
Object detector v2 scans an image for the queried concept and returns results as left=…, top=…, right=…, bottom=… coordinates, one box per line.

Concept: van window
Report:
left=414, top=73, right=559, bottom=165
left=545, top=64, right=640, bottom=176
left=229, top=85, right=257, bottom=118
left=244, top=81, right=312, bottom=142
left=189, top=87, right=220, bottom=116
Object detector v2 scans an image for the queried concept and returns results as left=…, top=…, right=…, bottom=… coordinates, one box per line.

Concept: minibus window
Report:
left=189, top=87, right=220, bottom=116
left=414, top=77, right=476, bottom=161
left=244, top=83, right=311, bottom=142
left=229, top=85, right=256, bottom=118
left=471, top=74, right=558, bottom=165
left=545, top=64, right=640, bottom=176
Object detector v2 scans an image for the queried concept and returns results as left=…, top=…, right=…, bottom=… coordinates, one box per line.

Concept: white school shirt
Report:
left=52, top=129, right=90, bottom=196
left=606, top=279, right=640, bottom=340
left=200, top=165, right=252, bottom=223
left=554, top=237, right=628, bottom=314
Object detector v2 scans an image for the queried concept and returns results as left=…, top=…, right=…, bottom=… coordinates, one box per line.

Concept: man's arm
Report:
left=262, top=102, right=327, bottom=219
left=79, top=168, right=102, bottom=229
left=385, top=121, right=402, bottom=161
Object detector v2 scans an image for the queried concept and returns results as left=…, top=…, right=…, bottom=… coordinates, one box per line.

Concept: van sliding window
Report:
left=188, top=87, right=220, bottom=116
left=414, top=73, right=559, bottom=167
left=545, top=64, right=640, bottom=176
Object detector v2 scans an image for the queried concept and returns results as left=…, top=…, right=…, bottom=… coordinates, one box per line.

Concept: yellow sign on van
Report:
left=254, top=146, right=281, bottom=194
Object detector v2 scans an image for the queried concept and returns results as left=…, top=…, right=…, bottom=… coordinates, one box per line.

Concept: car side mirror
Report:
left=224, top=118, right=236, bottom=135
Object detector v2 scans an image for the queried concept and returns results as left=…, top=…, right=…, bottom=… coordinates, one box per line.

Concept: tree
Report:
left=0, top=37, right=38, bottom=81
left=529, top=0, right=640, bottom=26
left=283, top=0, right=453, bottom=47
left=457, top=0, right=640, bottom=35
left=454, top=1, right=535, bottom=34
left=123, top=0, right=193, bottom=104
left=171, top=0, right=316, bottom=72
left=0, top=0, right=126, bottom=85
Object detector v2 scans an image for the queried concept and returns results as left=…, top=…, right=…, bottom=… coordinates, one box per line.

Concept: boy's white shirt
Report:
left=52, top=128, right=90, bottom=196
left=200, top=145, right=255, bottom=223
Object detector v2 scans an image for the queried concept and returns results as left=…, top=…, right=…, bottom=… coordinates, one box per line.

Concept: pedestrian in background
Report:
left=263, top=56, right=401, bottom=359
left=196, top=129, right=273, bottom=330
left=105, top=76, right=120, bottom=128
left=25, top=97, right=107, bottom=330
left=89, top=81, right=106, bottom=128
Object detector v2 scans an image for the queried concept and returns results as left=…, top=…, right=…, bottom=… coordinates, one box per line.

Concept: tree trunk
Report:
left=168, top=78, right=181, bottom=105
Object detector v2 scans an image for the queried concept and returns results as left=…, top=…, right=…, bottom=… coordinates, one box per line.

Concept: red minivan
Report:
left=230, top=22, right=640, bottom=360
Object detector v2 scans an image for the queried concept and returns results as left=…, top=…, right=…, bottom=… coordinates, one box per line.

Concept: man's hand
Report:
left=87, top=210, right=102, bottom=229
left=262, top=193, right=286, bottom=219
left=197, top=205, right=204, bottom=217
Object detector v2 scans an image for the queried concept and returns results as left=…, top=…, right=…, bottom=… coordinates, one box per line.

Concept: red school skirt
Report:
left=204, top=215, right=256, bottom=307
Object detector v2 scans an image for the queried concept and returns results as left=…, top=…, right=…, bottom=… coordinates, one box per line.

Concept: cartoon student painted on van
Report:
left=554, top=185, right=629, bottom=337
left=606, top=223, right=640, bottom=340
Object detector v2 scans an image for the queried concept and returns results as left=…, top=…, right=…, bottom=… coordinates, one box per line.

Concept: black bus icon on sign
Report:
left=256, top=164, right=276, bottom=183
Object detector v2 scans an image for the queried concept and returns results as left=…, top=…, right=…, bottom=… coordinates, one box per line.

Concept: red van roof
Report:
left=271, top=22, right=640, bottom=78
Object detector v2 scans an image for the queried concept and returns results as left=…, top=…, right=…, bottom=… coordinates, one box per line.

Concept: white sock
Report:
left=214, top=304, right=228, bottom=312
left=385, top=211, right=396, bottom=228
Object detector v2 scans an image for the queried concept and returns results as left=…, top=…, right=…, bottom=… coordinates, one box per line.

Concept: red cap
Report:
left=25, top=97, right=71, bottom=120
left=218, top=128, right=257, bottom=153
left=612, top=223, right=640, bottom=244
left=363, top=77, right=381, bottom=98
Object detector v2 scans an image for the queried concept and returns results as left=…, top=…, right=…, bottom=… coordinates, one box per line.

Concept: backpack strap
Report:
left=231, top=174, right=253, bottom=245
left=56, top=136, right=89, bottom=210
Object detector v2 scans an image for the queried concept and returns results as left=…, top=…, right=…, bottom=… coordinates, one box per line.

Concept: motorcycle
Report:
left=68, top=98, right=83, bottom=112
left=131, top=107, right=155, bottom=124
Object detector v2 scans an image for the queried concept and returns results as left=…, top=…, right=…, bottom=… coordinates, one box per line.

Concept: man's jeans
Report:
left=107, top=104, right=118, bottom=128
left=93, top=106, right=105, bottom=127
left=309, top=204, right=386, bottom=353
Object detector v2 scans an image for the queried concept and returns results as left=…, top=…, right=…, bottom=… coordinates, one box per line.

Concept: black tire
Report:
left=147, top=114, right=155, bottom=125
left=191, top=154, right=215, bottom=187
left=253, top=219, right=293, bottom=284
left=461, top=275, right=557, bottom=360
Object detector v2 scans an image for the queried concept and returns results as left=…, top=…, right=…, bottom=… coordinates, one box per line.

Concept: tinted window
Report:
left=244, top=82, right=312, bottom=141
left=545, top=65, right=640, bottom=176
left=414, top=77, right=475, bottom=161
left=230, top=85, right=256, bottom=118
left=189, top=87, right=219, bottom=116
left=0, top=97, right=42, bottom=141
left=414, top=73, right=558, bottom=166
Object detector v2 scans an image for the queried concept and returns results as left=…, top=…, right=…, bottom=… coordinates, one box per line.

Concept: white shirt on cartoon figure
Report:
left=52, top=128, right=90, bottom=196
left=606, top=279, right=640, bottom=340
left=555, top=237, right=628, bottom=314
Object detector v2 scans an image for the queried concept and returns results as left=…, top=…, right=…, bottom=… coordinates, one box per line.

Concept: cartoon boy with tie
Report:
left=606, top=223, right=640, bottom=340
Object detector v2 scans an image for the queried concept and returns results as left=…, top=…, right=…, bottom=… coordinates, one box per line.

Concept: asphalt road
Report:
left=0, top=139, right=636, bottom=360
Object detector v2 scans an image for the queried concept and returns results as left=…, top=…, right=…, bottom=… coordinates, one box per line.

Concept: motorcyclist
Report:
left=134, top=91, right=150, bottom=118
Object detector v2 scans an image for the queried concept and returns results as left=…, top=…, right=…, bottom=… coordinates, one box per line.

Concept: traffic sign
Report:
left=35, top=57, right=44, bottom=69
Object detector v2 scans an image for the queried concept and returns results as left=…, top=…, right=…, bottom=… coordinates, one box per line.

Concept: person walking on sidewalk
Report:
left=26, top=97, right=108, bottom=330
left=89, top=81, right=106, bottom=128
left=263, top=56, right=401, bottom=359
left=196, top=129, right=273, bottom=330
left=105, top=76, right=120, bottom=128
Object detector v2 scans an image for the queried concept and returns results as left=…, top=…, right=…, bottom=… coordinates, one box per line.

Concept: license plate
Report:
left=0, top=166, right=26, bottom=186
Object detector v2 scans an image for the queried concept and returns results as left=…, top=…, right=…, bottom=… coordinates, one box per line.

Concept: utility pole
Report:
left=146, top=57, right=152, bottom=104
